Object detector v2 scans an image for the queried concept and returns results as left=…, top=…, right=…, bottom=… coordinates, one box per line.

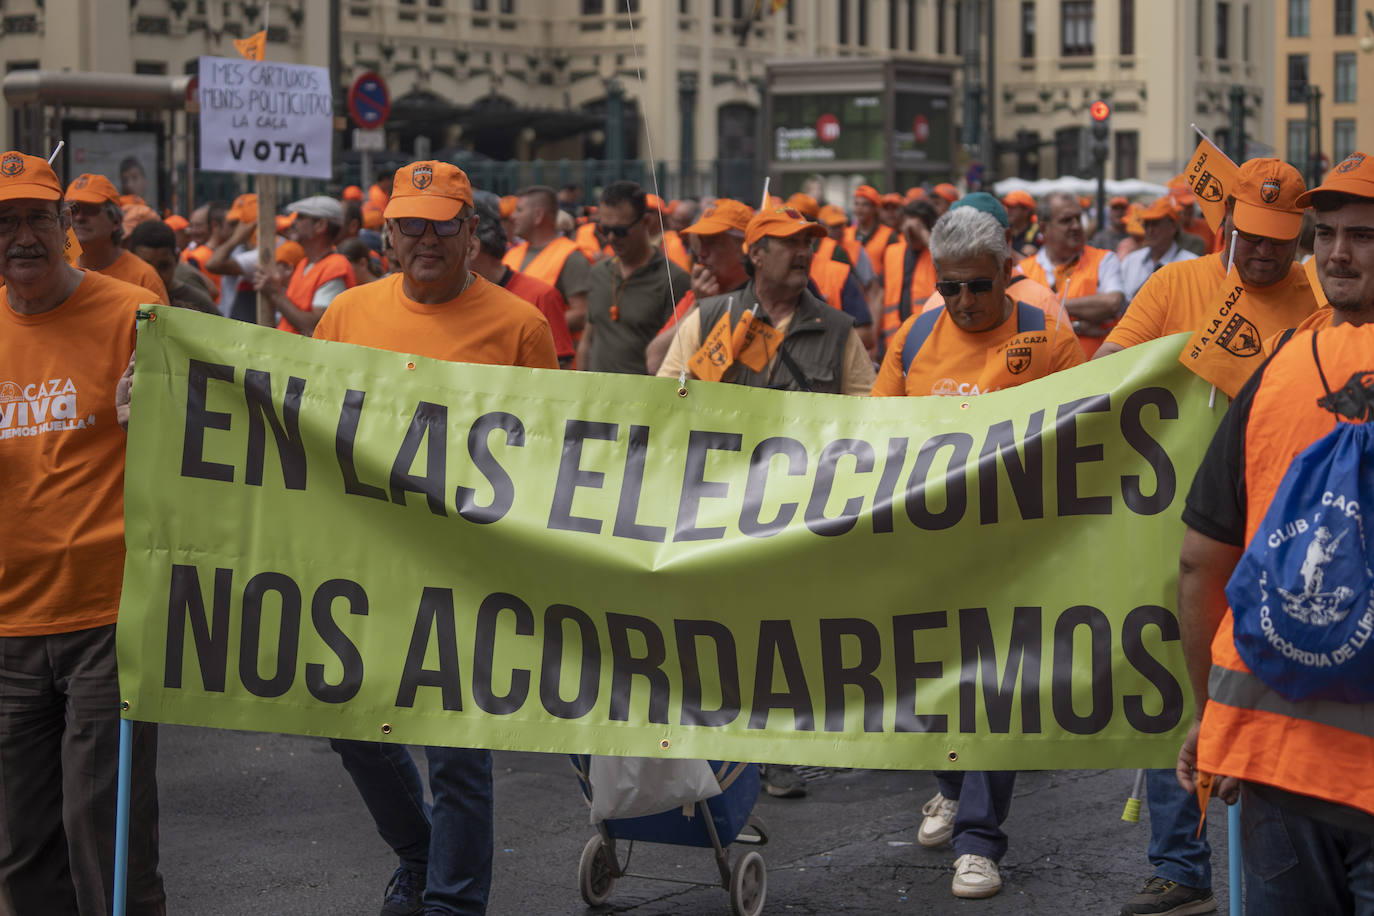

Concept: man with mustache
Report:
left=0, top=151, right=166, bottom=915
left=66, top=172, right=169, bottom=305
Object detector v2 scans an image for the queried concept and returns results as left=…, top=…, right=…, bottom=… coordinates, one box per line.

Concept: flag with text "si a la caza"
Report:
left=1178, top=264, right=1319, bottom=397
left=1180, top=136, right=1237, bottom=234
left=687, top=307, right=784, bottom=382
left=234, top=30, right=267, bottom=62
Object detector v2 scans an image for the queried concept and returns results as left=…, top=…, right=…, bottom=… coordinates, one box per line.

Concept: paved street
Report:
left=156, top=725, right=1233, bottom=915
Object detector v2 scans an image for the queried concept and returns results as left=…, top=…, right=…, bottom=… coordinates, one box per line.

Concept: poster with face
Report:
left=63, top=121, right=162, bottom=210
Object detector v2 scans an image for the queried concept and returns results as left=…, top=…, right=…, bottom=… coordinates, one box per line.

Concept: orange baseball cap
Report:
left=1109, top=195, right=1129, bottom=208
left=275, top=240, right=306, bottom=268
left=66, top=173, right=120, bottom=206
left=1138, top=196, right=1181, bottom=223
left=499, top=195, right=517, bottom=219
left=817, top=204, right=848, bottom=227
left=121, top=204, right=158, bottom=236
left=853, top=184, right=881, bottom=206
left=881, top=192, right=904, bottom=207
left=645, top=193, right=666, bottom=213
left=1232, top=158, right=1306, bottom=239
left=905, top=186, right=927, bottom=201
left=385, top=161, right=473, bottom=221
left=0, top=152, right=62, bottom=202
left=1296, top=151, right=1374, bottom=207
left=1124, top=205, right=1146, bottom=237
left=744, top=205, right=826, bottom=248
left=682, top=198, right=754, bottom=236
left=361, top=203, right=384, bottom=229
left=785, top=192, right=819, bottom=220
left=276, top=212, right=298, bottom=233
left=227, top=193, right=258, bottom=223
left=164, top=214, right=189, bottom=231
left=1001, top=190, right=1035, bottom=210
left=933, top=183, right=959, bottom=203
left=342, top=185, right=364, bottom=202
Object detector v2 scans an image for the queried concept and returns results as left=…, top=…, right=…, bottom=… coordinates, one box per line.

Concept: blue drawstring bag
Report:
left=1226, top=334, right=1374, bottom=704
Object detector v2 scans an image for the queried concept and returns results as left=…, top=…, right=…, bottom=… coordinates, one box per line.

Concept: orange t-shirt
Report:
left=0, top=271, right=142, bottom=636
left=100, top=249, right=170, bottom=306
left=314, top=272, right=559, bottom=369
left=279, top=251, right=355, bottom=334
left=871, top=298, right=1084, bottom=397
left=1105, top=253, right=1317, bottom=349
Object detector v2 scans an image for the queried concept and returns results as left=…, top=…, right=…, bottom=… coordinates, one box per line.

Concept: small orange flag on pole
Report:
left=1180, top=128, right=1238, bottom=234
left=234, top=30, right=267, bottom=61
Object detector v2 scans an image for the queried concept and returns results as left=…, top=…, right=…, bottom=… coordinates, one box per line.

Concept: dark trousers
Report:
left=0, top=625, right=164, bottom=916
left=935, top=771, right=1017, bottom=862
left=1240, top=782, right=1374, bottom=916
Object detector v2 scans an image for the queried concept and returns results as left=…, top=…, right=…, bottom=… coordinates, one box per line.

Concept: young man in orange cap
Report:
left=657, top=204, right=873, bottom=394
left=1001, top=190, right=1040, bottom=256
left=1102, top=159, right=1320, bottom=916
left=204, top=193, right=280, bottom=322
left=845, top=183, right=898, bottom=279
left=931, top=182, right=960, bottom=215
left=878, top=198, right=940, bottom=351
left=315, top=160, right=556, bottom=916
left=579, top=180, right=690, bottom=374
left=0, top=150, right=166, bottom=915
left=879, top=192, right=905, bottom=229
left=1174, top=153, right=1374, bottom=916
left=1118, top=196, right=1197, bottom=303
left=505, top=185, right=591, bottom=336
left=66, top=172, right=169, bottom=304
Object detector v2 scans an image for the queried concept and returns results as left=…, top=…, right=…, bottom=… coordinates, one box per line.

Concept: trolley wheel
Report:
left=729, top=850, right=766, bottom=916
left=578, top=834, right=616, bottom=906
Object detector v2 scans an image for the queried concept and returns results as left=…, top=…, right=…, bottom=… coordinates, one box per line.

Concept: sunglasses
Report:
left=394, top=216, right=469, bottom=237
left=1233, top=227, right=1292, bottom=245
left=597, top=223, right=635, bottom=238
left=935, top=277, right=996, bottom=298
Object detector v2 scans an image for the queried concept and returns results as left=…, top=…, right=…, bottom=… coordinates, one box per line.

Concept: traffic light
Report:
left=1090, top=100, right=1111, bottom=164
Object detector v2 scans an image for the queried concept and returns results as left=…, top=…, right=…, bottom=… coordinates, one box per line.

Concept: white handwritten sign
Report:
left=198, top=56, right=333, bottom=180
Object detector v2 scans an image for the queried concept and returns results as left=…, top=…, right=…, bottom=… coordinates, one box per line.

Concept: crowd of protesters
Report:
left=4, top=145, right=1373, bottom=916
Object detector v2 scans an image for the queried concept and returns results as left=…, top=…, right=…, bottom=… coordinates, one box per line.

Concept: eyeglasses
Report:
left=394, top=215, right=469, bottom=237
left=935, top=277, right=996, bottom=298
left=0, top=211, right=60, bottom=235
left=597, top=223, right=635, bottom=238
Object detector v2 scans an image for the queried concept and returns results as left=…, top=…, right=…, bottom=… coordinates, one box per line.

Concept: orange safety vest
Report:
left=1198, top=324, right=1374, bottom=819
left=502, top=236, right=580, bottom=288
left=574, top=222, right=605, bottom=262
left=809, top=257, right=850, bottom=311
left=881, top=241, right=936, bottom=347
left=279, top=251, right=355, bottom=334
left=844, top=223, right=895, bottom=275
left=1017, top=246, right=1112, bottom=357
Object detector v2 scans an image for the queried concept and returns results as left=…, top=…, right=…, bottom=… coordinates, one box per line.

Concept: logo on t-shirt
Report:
left=1005, top=345, right=1032, bottom=375
left=1216, top=313, right=1262, bottom=357
left=932, top=377, right=983, bottom=396
left=0, top=377, right=92, bottom=440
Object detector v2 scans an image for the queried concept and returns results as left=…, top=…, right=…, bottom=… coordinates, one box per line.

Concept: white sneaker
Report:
left=951, top=854, right=1002, bottom=899
left=917, top=792, right=958, bottom=848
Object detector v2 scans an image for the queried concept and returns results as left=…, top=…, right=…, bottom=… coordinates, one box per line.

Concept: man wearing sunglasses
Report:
left=1091, top=160, right=1321, bottom=916
left=314, top=161, right=557, bottom=916
left=578, top=180, right=690, bottom=374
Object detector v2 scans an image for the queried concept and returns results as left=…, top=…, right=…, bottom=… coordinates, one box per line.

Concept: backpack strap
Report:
left=900, top=300, right=1044, bottom=376
left=1311, top=329, right=1334, bottom=400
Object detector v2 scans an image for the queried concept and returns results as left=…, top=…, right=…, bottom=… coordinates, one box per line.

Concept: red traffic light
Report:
left=1090, top=100, right=1111, bottom=121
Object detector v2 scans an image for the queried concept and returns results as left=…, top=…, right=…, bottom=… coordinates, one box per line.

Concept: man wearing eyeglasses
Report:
left=313, top=161, right=556, bottom=916
left=252, top=195, right=355, bottom=335
left=1090, top=159, right=1321, bottom=916
left=0, top=151, right=167, bottom=915
left=66, top=172, right=170, bottom=306
left=578, top=180, right=690, bottom=375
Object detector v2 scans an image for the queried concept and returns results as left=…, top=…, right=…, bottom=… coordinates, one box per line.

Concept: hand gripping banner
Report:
left=118, top=307, right=1221, bottom=770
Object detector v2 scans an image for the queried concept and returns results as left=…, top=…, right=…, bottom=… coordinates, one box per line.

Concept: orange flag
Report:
left=688, top=310, right=736, bottom=382
left=1179, top=266, right=1319, bottom=396
left=732, top=310, right=784, bottom=371
left=62, top=227, right=83, bottom=266
left=1180, top=137, right=1237, bottom=234
left=234, top=30, right=267, bottom=62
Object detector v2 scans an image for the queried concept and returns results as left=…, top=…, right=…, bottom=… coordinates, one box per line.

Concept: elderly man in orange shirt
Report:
left=66, top=172, right=169, bottom=305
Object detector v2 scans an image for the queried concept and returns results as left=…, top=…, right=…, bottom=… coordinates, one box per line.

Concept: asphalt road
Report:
left=155, top=725, right=1233, bottom=915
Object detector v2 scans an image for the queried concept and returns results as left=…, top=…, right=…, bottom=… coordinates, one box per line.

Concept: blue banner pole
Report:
left=1228, top=800, right=1242, bottom=916
left=113, top=717, right=132, bottom=916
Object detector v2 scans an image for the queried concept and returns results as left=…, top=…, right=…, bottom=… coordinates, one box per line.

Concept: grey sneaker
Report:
left=951, top=853, right=1001, bottom=899
left=380, top=866, right=426, bottom=916
left=760, top=764, right=807, bottom=798
left=1119, top=876, right=1217, bottom=915
left=918, top=792, right=959, bottom=847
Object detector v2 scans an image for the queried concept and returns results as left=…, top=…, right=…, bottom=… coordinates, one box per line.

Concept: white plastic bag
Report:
left=586, top=756, right=721, bottom=824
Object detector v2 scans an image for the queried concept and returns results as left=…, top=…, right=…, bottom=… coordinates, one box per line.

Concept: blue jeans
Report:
left=1146, top=767, right=1212, bottom=888
left=330, top=739, right=493, bottom=916
left=1240, top=782, right=1374, bottom=916
left=935, top=771, right=1016, bottom=862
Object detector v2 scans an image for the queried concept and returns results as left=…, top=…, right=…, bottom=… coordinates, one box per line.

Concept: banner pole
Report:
left=112, top=717, right=133, bottom=916
left=1228, top=801, right=1242, bottom=916
left=255, top=174, right=278, bottom=327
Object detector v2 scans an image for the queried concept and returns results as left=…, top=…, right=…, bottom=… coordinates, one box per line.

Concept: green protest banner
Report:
left=118, top=306, right=1222, bottom=770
